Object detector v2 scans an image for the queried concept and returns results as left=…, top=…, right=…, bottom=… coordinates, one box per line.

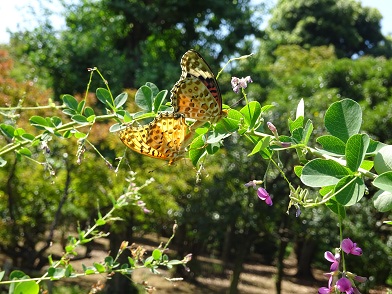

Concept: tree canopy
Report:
left=266, top=0, right=388, bottom=58
left=10, top=0, right=264, bottom=98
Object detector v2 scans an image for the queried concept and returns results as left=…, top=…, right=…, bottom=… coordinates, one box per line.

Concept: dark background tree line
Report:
left=1, top=0, right=391, bottom=293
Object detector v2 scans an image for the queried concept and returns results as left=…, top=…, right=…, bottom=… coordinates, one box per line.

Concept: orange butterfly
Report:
left=170, top=49, right=226, bottom=123
left=119, top=112, right=193, bottom=165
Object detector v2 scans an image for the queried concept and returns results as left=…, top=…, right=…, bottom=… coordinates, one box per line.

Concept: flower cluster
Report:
left=231, top=76, right=253, bottom=93
left=245, top=180, right=273, bottom=206
left=319, top=238, right=366, bottom=294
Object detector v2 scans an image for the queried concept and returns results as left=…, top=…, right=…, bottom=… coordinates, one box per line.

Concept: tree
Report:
left=266, top=0, right=389, bottom=58
left=10, top=0, right=264, bottom=99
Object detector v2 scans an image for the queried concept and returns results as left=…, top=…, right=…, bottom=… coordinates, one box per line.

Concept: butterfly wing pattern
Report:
left=171, top=49, right=225, bottom=123
left=119, top=112, right=191, bottom=165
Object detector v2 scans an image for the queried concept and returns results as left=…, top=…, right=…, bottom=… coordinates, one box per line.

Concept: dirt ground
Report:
left=2, top=235, right=389, bottom=293
left=49, top=236, right=388, bottom=294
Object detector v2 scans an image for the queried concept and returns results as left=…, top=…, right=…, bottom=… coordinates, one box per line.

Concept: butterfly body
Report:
left=119, top=112, right=191, bottom=165
left=171, top=50, right=225, bottom=123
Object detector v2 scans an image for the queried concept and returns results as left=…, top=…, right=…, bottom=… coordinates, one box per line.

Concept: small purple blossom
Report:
left=336, top=277, right=354, bottom=294
left=257, top=187, right=273, bottom=206
left=267, top=121, right=277, bottom=134
left=324, top=251, right=340, bottom=271
left=318, top=272, right=334, bottom=293
left=231, top=76, right=253, bottom=93
left=341, top=238, right=362, bottom=256
left=295, top=207, right=301, bottom=217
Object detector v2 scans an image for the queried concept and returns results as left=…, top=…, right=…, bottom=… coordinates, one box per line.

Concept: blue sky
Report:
left=0, top=0, right=392, bottom=44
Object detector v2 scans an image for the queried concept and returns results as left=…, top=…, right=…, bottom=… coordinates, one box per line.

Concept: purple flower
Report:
left=341, top=238, right=362, bottom=256
left=257, top=187, right=273, bottom=206
left=295, top=207, right=301, bottom=217
left=231, top=76, right=253, bottom=93
left=324, top=251, right=340, bottom=271
left=318, top=273, right=334, bottom=293
left=336, top=277, right=354, bottom=294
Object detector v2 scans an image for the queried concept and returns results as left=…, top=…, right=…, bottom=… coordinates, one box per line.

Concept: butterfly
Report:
left=170, top=49, right=226, bottom=123
left=119, top=112, right=192, bottom=165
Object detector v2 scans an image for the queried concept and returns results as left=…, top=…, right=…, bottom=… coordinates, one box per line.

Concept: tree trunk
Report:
left=295, top=239, right=316, bottom=279
left=228, top=233, right=251, bottom=294
left=105, top=225, right=138, bottom=293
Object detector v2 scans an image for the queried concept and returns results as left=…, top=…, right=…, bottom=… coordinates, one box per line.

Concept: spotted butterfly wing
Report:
left=119, top=112, right=192, bottom=165
left=171, top=49, right=225, bottom=123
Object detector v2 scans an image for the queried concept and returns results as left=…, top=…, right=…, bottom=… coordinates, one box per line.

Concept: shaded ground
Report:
left=1, top=234, right=389, bottom=293
left=44, top=235, right=323, bottom=293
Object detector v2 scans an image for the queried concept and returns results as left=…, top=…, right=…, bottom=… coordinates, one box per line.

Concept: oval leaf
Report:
left=373, top=171, right=392, bottom=193
left=135, top=85, right=153, bottom=111
left=114, top=92, right=128, bottom=108
left=334, top=175, right=365, bottom=206
left=14, top=280, right=39, bottom=294
left=301, top=159, right=350, bottom=187
left=373, top=190, right=392, bottom=212
left=345, top=134, right=369, bottom=172
left=324, top=98, right=362, bottom=142
left=62, top=94, right=78, bottom=110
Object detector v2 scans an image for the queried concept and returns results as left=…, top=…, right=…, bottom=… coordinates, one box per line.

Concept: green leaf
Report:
left=62, top=94, right=78, bottom=110
left=240, top=101, right=261, bottom=129
left=96, top=88, right=114, bottom=109
left=291, top=127, right=303, bottom=144
left=63, top=130, right=72, bottom=138
left=153, top=90, right=168, bottom=112
left=324, top=98, right=362, bottom=142
left=325, top=198, right=346, bottom=218
left=189, top=134, right=207, bottom=166
left=302, top=119, right=313, bottom=145
left=317, top=135, right=346, bottom=155
left=29, top=116, right=49, bottom=128
left=14, top=281, right=39, bottom=294
left=373, top=171, right=392, bottom=193
left=152, top=249, right=162, bottom=261
left=288, top=116, right=304, bottom=134
left=109, top=123, right=122, bottom=133
left=0, top=124, right=15, bottom=139
left=294, top=165, right=303, bottom=177
left=0, top=271, right=4, bottom=281
left=51, top=116, right=62, bottom=127
left=114, top=92, right=128, bottom=108
left=345, top=134, right=369, bottom=172
left=74, top=131, right=87, bottom=139
left=334, top=175, right=365, bottom=206
left=135, top=85, right=153, bottom=111
left=62, top=108, right=76, bottom=116
left=17, top=147, right=32, bottom=157
left=373, top=190, right=392, bottom=212
left=248, top=137, right=271, bottom=157
left=145, top=82, right=159, bottom=97
left=71, top=114, right=89, bottom=124
left=84, top=107, right=95, bottom=117
left=374, top=145, right=392, bottom=174
left=128, top=257, right=135, bottom=268
left=77, top=100, right=85, bottom=113
left=48, top=267, right=65, bottom=279
left=217, top=109, right=242, bottom=133
left=301, top=159, right=350, bottom=187
left=10, top=270, right=28, bottom=280
left=94, top=262, right=106, bottom=273
left=96, top=218, right=106, bottom=226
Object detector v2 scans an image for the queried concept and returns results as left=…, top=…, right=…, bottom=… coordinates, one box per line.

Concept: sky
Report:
left=0, top=0, right=392, bottom=44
